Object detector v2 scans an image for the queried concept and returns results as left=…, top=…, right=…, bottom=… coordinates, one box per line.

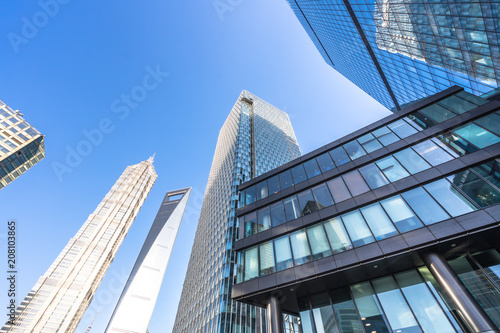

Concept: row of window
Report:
left=239, top=90, right=486, bottom=208
left=240, top=111, right=500, bottom=238
left=236, top=159, right=500, bottom=282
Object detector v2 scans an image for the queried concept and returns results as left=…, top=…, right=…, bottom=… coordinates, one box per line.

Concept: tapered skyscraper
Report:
left=1, top=158, right=157, bottom=333
left=106, top=187, right=191, bottom=333
left=173, top=91, right=301, bottom=333
left=286, top=0, right=500, bottom=110
left=0, top=99, right=45, bottom=190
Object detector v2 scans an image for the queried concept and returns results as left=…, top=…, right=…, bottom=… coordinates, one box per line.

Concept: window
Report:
left=316, top=152, right=336, bottom=172
left=341, top=211, right=374, bottom=247
left=274, top=235, right=293, bottom=271
left=306, top=225, right=332, bottom=260
left=330, top=146, right=350, bottom=166
left=270, top=201, right=286, bottom=226
left=304, top=159, right=321, bottom=178
left=380, top=196, right=423, bottom=233
left=284, top=195, right=301, bottom=221
left=373, top=126, right=399, bottom=146
left=342, top=170, right=370, bottom=196
left=290, top=230, right=312, bottom=266
left=279, top=170, right=293, bottom=189
left=453, top=123, right=500, bottom=149
left=376, top=155, right=410, bottom=182
left=297, top=190, right=318, bottom=216
left=424, top=179, right=476, bottom=217
left=291, top=165, right=307, bottom=185
left=256, top=181, right=268, bottom=200
left=245, top=186, right=256, bottom=205
left=393, top=148, right=431, bottom=174
left=243, top=212, right=257, bottom=238
left=438, top=95, right=476, bottom=114
left=358, top=133, right=382, bottom=153
left=343, top=141, right=366, bottom=160
left=412, top=140, right=453, bottom=166
left=268, top=175, right=280, bottom=195
left=311, top=183, right=334, bottom=209
left=388, top=118, right=418, bottom=138
left=360, top=203, right=398, bottom=240
left=351, top=282, right=392, bottom=332
left=257, top=206, right=271, bottom=232
left=402, top=187, right=450, bottom=225
left=327, top=177, right=351, bottom=203
left=244, top=247, right=258, bottom=281
left=359, top=163, right=390, bottom=189
left=324, top=217, right=352, bottom=253
left=259, top=241, right=275, bottom=276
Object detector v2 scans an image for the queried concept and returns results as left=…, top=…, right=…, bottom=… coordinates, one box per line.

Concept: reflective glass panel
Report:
left=290, top=230, right=312, bottom=266
left=257, top=206, right=271, bottom=232
left=330, top=146, right=350, bottom=166
left=245, top=185, right=256, bottom=205
left=343, top=140, right=366, bottom=160
left=244, top=247, right=258, bottom=281
left=473, top=113, right=500, bottom=136
left=330, top=287, right=364, bottom=333
left=312, top=183, right=334, bottom=209
left=438, top=95, right=476, bottom=114
left=412, top=140, right=454, bottom=166
left=244, top=212, right=258, bottom=238
left=274, top=235, right=293, bottom=271
left=256, top=181, right=268, bottom=201
left=292, top=165, right=308, bottom=185
left=307, top=225, right=332, bottom=260
left=359, top=163, right=390, bottom=189
left=323, top=217, right=352, bottom=253
left=342, top=170, right=370, bottom=196
left=341, top=211, right=374, bottom=247
left=270, top=201, right=286, bottom=226
left=376, top=155, right=410, bottom=182
left=298, top=190, right=319, bottom=216
left=284, top=195, right=301, bottom=222
left=449, top=169, right=500, bottom=208
left=259, top=241, right=275, bottom=276
left=304, top=159, right=321, bottom=178
left=268, top=175, right=280, bottom=195
left=311, top=293, right=337, bottom=333
left=393, top=148, right=431, bottom=174
left=402, top=187, right=450, bottom=225
left=358, top=133, right=383, bottom=153
left=350, top=282, right=391, bottom=333
left=360, top=203, right=398, bottom=240
left=380, top=196, right=423, bottom=233
left=454, top=123, right=500, bottom=149
left=373, top=126, right=400, bottom=146
left=280, top=170, right=293, bottom=190
left=327, top=177, right=351, bottom=203
left=388, top=118, right=418, bottom=138
left=316, top=152, right=336, bottom=173
left=424, top=179, right=477, bottom=216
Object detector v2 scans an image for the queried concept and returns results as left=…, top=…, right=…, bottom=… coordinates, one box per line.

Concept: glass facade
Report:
left=173, top=91, right=301, bottom=333
left=2, top=159, right=157, bottom=332
left=239, top=90, right=485, bottom=209
left=286, top=0, right=500, bottom=110
left=0, top=99, right=45, bottom=189
left=237, top=157, right=500, bottom=282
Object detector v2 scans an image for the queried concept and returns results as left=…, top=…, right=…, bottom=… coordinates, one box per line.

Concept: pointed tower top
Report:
left=148, top=154, right=156, bottom=164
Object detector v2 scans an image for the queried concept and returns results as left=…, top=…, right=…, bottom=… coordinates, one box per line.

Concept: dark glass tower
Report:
left=286, top=0, right=500, bottom=111
left=173, top=91, right=301, bottom=333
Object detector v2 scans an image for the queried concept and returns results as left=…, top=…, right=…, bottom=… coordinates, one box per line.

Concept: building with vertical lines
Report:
left=173, top=91, right=301, bottom=333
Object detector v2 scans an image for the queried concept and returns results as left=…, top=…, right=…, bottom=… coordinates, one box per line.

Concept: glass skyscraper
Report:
left=0, top=99, right=44, bottom=189
left=173, top=91, right=301, bottom=333
left=286, top=0, right=500, bottom=110
left=1, top=158, right=157, bottom=333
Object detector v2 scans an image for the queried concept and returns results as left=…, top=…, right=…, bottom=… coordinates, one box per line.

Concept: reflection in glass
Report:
left=268, top=175, right=280, bottom=195
left=244, top=212, right=258, bottom=238
left=316, top=152, right=336, bottom=173
left=412, top=140, right=453, bottom=166
left=373, top=126, right=400, bottom=146
left=312, top=183, right=334, bottom=209
left=393, top=148, right=431, bottom=174
left=284, top=195, right=301, bottom=221
left=330, top=146, right=350, bottom=166
left=449, top=169, right=500, bottom=208
left=360, top=203, right=398, bottom=240
left=311, top=293, right=337, bottom=333
left=257, top=206, right=271, bottom=232
left=298, top=190, right=319, bottom=216
left=245, top=185, right=256, bottom=205
left=307, top=225, right=332, bottom=260
left=244, top=247, right=258, bottom=281
left=274, top=235, right=293, bottom=271
left=341, top=211, right=374, bottom=247
left=388, top=119, right=418, bottom=138
left=292, top=165, right=308, bottom=185
left=350, top=282, right=391, bottom=333
left=380, top=196, right=423, bottom=233
left=343, top=170, right=370, bottom=196
left=330, top=287, right=364, bottom=333
left=376, top=155, right=410, bottom=182
left=259, top=241, right=275, bottom=276
left=280, top=170, right=293, bottom=190
left=256, top=181, right=268, bottom=200
left=323, top=217, right=352, bottom=253
left=304, top=159, right=322, bottom=178
left=328, top=177, right=352, bottom=203
left=454, top=123, right=500, bottom=149
left=290, top=230, right=312, bottom=266
left=358, top=133, right=383, bottom=153
left=270, top=201, right=286, bottom=226
left=402, top=187, right=450, bottom=225
left=424, top=179, right=476, bottom=217
left=343, top=141, right=366, bottom=160
left=359, top=163, right=390, bottom=189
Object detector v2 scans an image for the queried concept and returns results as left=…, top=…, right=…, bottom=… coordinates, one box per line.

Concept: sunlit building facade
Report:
left=173, top=91, right=301, bottom=333
left=233, top=86, right=500, bottom=332
left=0, top=99, right=44, bottom=190
left=286, top=0, right=500, bottom=111
left=1, top=158, right=157, bottom=333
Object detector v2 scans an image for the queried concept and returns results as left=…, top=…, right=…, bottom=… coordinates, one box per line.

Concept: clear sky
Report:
left=0, top=1, right=390, bottom=332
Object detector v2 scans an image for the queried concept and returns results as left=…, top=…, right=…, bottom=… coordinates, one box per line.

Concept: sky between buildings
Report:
left=0, top=1, right=390, bottom=332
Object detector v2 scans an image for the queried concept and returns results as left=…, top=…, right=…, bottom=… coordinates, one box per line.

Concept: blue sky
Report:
left=0, top=1, right=390, bottom=332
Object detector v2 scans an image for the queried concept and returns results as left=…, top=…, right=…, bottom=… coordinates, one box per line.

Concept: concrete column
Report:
left=266, top=296, right=283, bottom=333
left=423, top=252, right=500, bottom=333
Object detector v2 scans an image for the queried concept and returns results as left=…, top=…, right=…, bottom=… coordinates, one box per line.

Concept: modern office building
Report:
left=0, top=99, right=45, bottom=190
left=106, top=187, right=191, bottom=333
left=1, top=158, right=157, bottom=333
left=173, top=91, right=301, bottom=333
left=233, top=86, right=500, bottom=333
left=285, top=0, right=500, bottom=111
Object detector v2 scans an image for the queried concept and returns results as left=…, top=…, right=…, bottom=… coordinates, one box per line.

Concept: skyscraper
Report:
left=106, top=187, right=191, bottom=333
left=173, top=91, right=301, bottom=333
left=0, top=99, right=45, bottom=190
left=1, top=158, right=157, bottom=333
left=285, top=0, right=500, bottom=110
